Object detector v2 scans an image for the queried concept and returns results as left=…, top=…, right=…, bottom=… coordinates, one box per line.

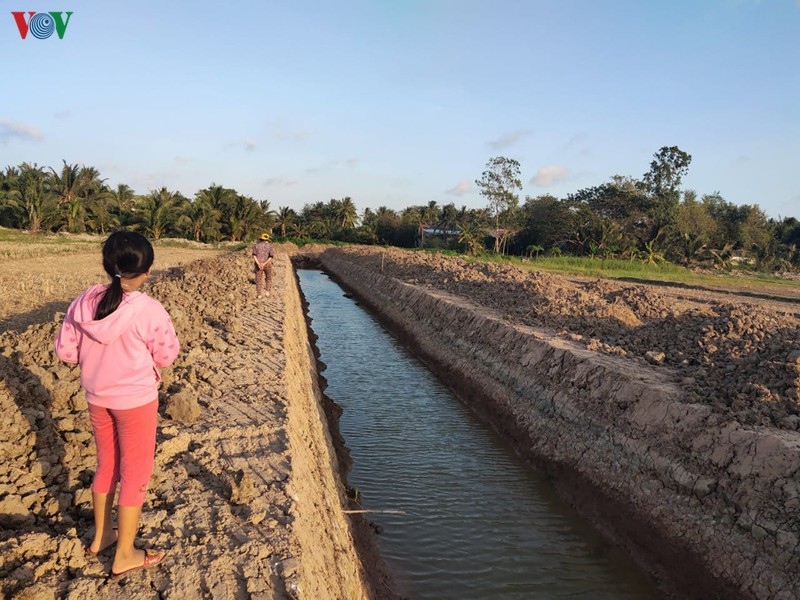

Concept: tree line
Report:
left=474, top=148, right=800, bottom=271
left=0, top=162, right=274, bottom=242
left=1, top=149, right=799, bottom=272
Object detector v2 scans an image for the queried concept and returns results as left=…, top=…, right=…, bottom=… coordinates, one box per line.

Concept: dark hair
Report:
left=95, top=230, right=155, bottom=320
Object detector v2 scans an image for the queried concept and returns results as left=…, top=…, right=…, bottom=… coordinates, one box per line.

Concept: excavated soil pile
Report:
left=321, top=247, right=800, bottom=430
left=309, top=245, right=800, bottom=600
left=0, top=248, right=372, bottom=600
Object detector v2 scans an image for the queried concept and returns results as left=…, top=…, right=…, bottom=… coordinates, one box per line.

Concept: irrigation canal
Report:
left=297, top=268, right=663, bottom=600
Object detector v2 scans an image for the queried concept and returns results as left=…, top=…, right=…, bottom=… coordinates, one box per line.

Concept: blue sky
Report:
left=2, top=0, right=798, bottom=218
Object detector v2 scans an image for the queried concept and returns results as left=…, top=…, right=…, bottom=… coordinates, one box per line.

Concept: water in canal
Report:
left=298, top=269, right=662, bottom=600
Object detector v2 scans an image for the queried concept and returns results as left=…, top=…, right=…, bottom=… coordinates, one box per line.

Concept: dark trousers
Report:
left=255, top=264, right=272, bottom=294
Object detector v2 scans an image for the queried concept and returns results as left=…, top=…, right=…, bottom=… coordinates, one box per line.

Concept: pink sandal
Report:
left=110, top=549, right=167, bottom=579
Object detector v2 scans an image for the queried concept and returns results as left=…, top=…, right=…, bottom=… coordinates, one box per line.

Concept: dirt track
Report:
left=0, top=243, right=379, bottom=600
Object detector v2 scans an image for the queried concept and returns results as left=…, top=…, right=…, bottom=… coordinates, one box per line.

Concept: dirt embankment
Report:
left=309, top=245, right=800, bottom=600
left=0, top=247, right=374, bottom=600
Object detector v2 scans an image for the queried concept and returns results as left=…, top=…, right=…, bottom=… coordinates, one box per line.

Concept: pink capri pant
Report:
left=88, top=399, right=158, bottom=506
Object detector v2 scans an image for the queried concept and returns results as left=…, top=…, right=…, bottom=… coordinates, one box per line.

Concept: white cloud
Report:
left=128, top=171, right=174, bottom=193
left=264, top=176, right=297, bottom=187
left=0, top=119, right=43, bottom=143
left=487, top=129, right=531, bottom=150
left=267, top=119, right=310, bottom=142
left=563, top=133, right=588, bottom=147
left=531, top=165, right=569, bottom=187
left=305, top=158, right=358, bottom=173
left=224, top=139, right=258, bottom=153
left=446, top=180, right=473, bottom=196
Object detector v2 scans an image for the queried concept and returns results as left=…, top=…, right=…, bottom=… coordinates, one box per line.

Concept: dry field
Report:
left=0, top=231, right=227, bottom=331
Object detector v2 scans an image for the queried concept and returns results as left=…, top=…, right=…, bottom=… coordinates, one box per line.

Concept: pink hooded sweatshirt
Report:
left=55, top=284, right=180, bottom=409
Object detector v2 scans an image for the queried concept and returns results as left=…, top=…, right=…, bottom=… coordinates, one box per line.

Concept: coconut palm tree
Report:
left=372, top=206, right=402, bottom=246
left=85, top=185, right=117, bottom=234
left=259, top=199, right=277, bottom=233
left=308, top=218, right=335, bottom=240
left=438, top=202, right=460, bottom=246
left=195, top=184, right=238, bottom=239
left=300, top=201, right=331, bottom=239
left=336, top=196, right=359, bottom=229
left=376, top=206, right=397, bottom=220
left=110, top=183, right=136, bottom=212
left=227, top=195, right=263, bottom=241
left=419, top=201, right=440, bottom=247
left=133, top=187, right=186, bottom=240
left=275, top=206, right=297, bottom=238
left=359, top=207, right=378, bottom=243
left=49, top=161, right=105, bottom=232
left=0, top=166, right=21, bottom=227
left=401, top=205, right=428, bottom=247
left=288, top=219, right=308, bottom=238
left=458, top=224, right=483, bottom=256
left=8, top=163, right=57, bottom=233
left=183, top=194, right=222, bottom=242
left=104, top=183, right=136, bottom=229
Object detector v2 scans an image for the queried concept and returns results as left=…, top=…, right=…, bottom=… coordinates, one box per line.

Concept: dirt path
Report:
left=568, top=274, right=800, bottom=317
left=0, top=246, right=374, bottom=600
left=0, top=246, right=226, bottom=332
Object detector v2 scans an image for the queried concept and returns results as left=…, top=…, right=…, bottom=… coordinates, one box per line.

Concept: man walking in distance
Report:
left=253, top=232, right=274, bottom=297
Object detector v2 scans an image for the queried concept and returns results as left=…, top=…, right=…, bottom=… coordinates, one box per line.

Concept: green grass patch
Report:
left=280, top=236, right=348, bottom=247
left=0, top=228, right=227, bottom=258
left=516, top=255, right=690, bottom=279
left=418, top=247, right=800, bottom=297
left=535, top=257, right=800, bottom=297
left=0, top=227, right=100, bottom=246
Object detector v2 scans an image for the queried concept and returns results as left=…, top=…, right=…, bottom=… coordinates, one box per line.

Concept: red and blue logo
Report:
left=11, top=11, right=73, bottom=39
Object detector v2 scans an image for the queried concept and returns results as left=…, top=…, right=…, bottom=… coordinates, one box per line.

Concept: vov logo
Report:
left=11, top=11, right=73, bottom=39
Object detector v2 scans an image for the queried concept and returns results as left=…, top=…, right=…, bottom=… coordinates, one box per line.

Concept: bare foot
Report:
left=86, top=530, right=118, bottom=556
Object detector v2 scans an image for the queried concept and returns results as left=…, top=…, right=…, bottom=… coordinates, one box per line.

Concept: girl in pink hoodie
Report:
left=55, top=230, right=179, bottom=579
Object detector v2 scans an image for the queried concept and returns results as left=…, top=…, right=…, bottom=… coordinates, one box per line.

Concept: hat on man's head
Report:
left=260, top=232, right=271, bottom=241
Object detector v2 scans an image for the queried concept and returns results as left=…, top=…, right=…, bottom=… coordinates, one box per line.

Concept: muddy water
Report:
left=298, top=269, right=663, bottom=600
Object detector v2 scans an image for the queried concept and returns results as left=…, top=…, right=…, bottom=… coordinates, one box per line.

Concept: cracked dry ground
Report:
left=1, top=248, right=307, bottom=599
left=347, top=246, right=800, bottom=431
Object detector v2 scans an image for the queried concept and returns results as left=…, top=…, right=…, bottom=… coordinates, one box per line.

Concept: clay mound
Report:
left=323, top=246, right=800, bottom=431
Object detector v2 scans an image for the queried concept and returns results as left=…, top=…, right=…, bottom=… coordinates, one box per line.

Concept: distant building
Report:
left=421, top=227, right=460, bottom=237
left=417, top=226, right=461, bottom=248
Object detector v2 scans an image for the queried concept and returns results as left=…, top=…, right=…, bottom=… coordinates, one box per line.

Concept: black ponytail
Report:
left=95, top=230, right=155, bottom=320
